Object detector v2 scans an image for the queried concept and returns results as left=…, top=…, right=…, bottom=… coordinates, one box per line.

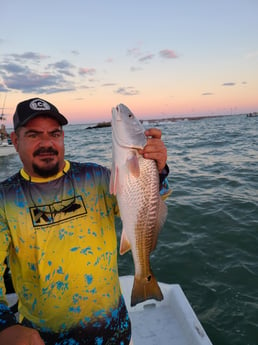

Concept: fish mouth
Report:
left=112, top=106, right=121, bottom=122
left=113, top=105, right=123, bottom=120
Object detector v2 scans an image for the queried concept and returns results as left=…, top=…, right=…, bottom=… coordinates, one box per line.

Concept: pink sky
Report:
left=1, top=0, right=258, bottom=126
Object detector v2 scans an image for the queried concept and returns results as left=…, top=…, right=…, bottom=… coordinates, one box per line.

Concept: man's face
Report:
left=11, top=116, right=65, bottom=178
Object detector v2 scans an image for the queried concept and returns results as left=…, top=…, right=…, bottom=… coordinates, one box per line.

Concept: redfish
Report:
left=109, top=103, right=168, bottom=306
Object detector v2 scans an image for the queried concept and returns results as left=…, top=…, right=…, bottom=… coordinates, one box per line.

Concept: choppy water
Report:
left=1, top=115, right=257, bottom=345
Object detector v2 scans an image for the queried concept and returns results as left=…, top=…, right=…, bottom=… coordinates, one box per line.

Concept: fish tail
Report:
left=131, top=272, right=163, bottom=307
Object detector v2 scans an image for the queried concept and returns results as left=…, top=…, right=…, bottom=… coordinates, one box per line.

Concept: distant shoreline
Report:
left=84, top=112, right=253, bottom=129
left=145, top=113, right=250, bottom=123
left=85, top=122, right=111, bottom=129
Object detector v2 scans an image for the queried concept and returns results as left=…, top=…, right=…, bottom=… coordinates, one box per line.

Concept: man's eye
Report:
left=51, top=132, right=61, bottom=138
left=27, top=133, right=37, bottom=138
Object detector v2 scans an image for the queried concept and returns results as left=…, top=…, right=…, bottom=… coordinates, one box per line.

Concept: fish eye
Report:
left=128, top=114, right=133, bottom=118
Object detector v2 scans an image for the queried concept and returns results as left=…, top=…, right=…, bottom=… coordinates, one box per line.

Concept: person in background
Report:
left=0, top=98, right=169, bottom=345
left=0, top=124, right=8, bottom=141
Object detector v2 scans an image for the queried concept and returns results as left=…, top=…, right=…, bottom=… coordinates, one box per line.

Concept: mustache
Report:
left=33, top=147, right=58, bottom=157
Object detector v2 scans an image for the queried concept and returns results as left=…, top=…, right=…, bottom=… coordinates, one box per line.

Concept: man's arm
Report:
left=0, top=324, right=45, bottom=345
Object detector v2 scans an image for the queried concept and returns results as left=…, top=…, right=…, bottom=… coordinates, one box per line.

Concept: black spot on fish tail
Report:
left=131, top=273, right=163, bottom=307
left=146, top=275, right=152, bottom=282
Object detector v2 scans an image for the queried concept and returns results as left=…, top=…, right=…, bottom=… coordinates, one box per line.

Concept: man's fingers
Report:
left=144, top=128, right=162, bottom=139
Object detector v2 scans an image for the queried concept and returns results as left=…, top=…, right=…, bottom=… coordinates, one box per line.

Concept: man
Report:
left=0, top=98, right=169, bottom=345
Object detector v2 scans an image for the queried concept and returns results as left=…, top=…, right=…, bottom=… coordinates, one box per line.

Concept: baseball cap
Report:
left=13, top=98, right=68, bottom=130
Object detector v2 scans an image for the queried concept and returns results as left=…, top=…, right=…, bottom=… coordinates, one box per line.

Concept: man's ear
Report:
left=10, top=131, right=18, bottom=151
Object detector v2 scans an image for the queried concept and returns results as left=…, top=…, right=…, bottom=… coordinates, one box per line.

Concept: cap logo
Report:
left=29, top=99, right=51, bottom=111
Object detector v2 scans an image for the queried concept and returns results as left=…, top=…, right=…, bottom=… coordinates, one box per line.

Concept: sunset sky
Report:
left=1, top=0, right=258, bottom=125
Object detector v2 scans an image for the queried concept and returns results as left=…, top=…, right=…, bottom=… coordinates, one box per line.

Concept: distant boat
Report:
left=246, top=112, right=258, bottom=117
left=0, top=94, right=16, bottom=157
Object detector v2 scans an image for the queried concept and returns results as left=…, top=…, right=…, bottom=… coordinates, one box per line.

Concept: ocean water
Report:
left=0, top=115, right=257, bottom=345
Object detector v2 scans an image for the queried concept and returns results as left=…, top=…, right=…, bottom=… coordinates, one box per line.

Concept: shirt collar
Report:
left=20, top=160, right=70, bottom=183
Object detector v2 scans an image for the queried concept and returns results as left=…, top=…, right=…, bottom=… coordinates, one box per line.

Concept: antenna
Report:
left=0, top=94, right=7, bottom=120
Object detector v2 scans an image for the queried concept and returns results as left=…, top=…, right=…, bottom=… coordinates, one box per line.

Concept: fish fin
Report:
left=131, top=272, right=164, bottom=307
left=119, top=230, right=131, bottom=255
left=158, top=197, right=168, bottom=228
left=109, top=166, right=119, bottom=195
left=109, top=168, right=115, bottom=194
left=126, top=153, right=140, bottom=178
left=151, top=198, right=168, bottom=252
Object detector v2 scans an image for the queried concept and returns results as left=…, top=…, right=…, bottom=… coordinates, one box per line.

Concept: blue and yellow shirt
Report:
left=0, top=161, right=129, bottom=341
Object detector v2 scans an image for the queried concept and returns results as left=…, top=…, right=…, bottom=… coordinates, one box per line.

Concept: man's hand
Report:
left=0, top=325, right=45, bottom=344
left=138, top=128, right=167, bottom=173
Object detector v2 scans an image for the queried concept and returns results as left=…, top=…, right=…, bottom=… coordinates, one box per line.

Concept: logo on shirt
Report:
left=29, top=195, right=87, bottom=227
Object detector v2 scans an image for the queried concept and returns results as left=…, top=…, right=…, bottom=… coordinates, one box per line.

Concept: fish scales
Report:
left=110, top=103, right=168, bottom=306
left=119, top=158, right=159, bottom=266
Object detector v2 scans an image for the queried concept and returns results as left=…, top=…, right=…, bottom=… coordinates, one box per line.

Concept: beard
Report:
left=32, top=161, right=60, bottom=177
left=32, top=147, right=60, bottom=177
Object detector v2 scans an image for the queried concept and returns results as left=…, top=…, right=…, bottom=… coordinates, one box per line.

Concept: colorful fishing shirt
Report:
left=0, top=160, right=131, bottom=344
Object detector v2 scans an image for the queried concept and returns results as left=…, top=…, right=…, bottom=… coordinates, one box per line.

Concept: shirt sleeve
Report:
left=159, top=164, right=169, bottom=185
left=159, top=164, right=172, bottom=198
left=0, top=303, right=19, bottom=332
left=0, top=200, right=19, bottom=332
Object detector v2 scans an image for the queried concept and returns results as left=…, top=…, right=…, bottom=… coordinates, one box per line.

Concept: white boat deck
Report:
left=120, top=276, right=213, bottom=345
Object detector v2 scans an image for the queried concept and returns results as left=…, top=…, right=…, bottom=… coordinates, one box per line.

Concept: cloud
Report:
left=0, top=51, right=79, bottom=94
left=0, top=57, right=76, bottom=94
left=127, top=43, right=143, bottom=57
left=202, top=92, right=214, bottom=96
left=9, top=52, right=50, bottom=62
left=4, top=70, right=75, bottom=94
left=0, top=83, right=7, bottom=92
left=127, top=44, right=154, bottom=65
left=130, top=66, right=143, bottom=72
left=102, top=83, right=116, bottom=87
left=222, top=82, right=236, bottom=86
left=114, top=87, right=139, bottom=96
left=80, top=85, right=93, bottom=90
left=127, top=47, right=141, bottom=56
left=48, top=60, right=75, bottom=77
left=138, top=54, right=155, bottom=63
left=48, top=60, right=74, bottom=70
left=127, top=45, right=178, bottom=66
left=1, top=62, right=26, bottom=74
left=71, top=50, right=80, bottom=56
left=78, top=67, right=97, bottom=76
left=0, top=50, right=108, bottom=94
left=159, top=49, right=178, bottom=59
